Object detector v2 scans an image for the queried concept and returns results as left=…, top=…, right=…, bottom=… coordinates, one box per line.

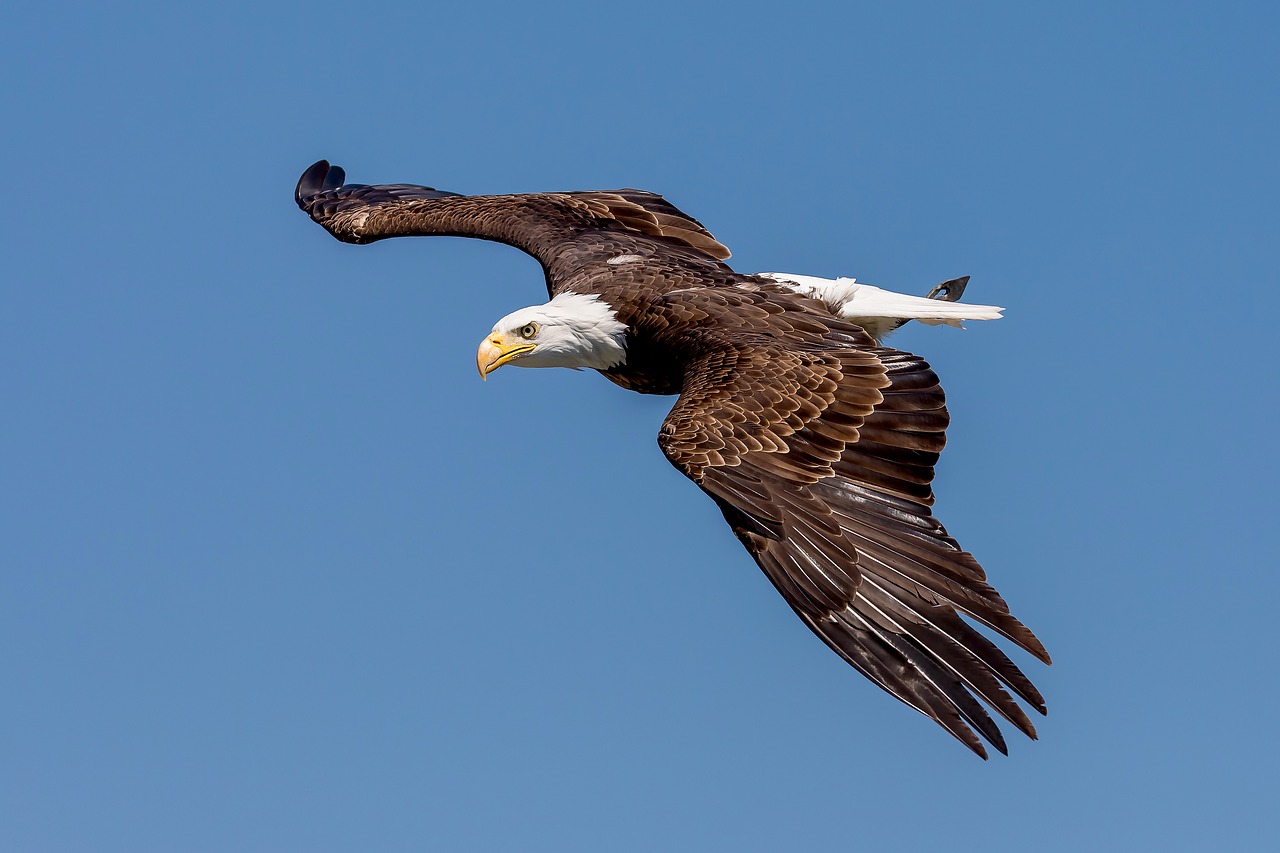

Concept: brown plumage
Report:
left=296, top=160, right=1050, bottom=758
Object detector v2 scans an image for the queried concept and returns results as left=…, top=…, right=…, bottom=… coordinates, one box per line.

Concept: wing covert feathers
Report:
left=657, top=310, right=1048, bottom=758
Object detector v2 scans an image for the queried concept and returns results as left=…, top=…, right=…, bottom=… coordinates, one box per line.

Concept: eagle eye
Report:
left=518, top=322, right=539, bottom=340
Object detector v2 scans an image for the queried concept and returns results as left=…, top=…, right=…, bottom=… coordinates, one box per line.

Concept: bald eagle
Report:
left=295, top=161, right=1049, bottom=758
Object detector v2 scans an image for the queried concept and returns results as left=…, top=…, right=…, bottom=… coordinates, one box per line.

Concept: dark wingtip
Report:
left=926, top=276, right=971, bottom=303
left=295, top=160, right=344, bottom=208
left=324, top=164, right=345, bottom=191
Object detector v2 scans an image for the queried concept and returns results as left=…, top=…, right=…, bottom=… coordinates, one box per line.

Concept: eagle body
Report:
left=296, top=161, right=1047, bottom=758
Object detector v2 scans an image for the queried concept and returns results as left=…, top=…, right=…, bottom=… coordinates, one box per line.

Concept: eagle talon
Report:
left=926, top=275, right=970, bottom=303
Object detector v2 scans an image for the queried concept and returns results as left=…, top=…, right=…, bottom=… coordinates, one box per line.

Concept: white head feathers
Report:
left=489, top=292, right=628, bottom=370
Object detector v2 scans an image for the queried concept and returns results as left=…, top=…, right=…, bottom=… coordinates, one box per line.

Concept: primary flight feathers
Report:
left=296, top=160, right=1048, bottom=758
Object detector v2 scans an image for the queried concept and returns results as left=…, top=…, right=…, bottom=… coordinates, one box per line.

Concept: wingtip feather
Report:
left=295, top=159, right=345, bottom=207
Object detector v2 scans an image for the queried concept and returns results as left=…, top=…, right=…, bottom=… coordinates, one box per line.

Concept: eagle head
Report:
left=477, top=292, right=628, bottom=378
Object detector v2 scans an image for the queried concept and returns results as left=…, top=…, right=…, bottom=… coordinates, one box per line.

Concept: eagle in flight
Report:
left=295, top=161, right=1049, bottom=758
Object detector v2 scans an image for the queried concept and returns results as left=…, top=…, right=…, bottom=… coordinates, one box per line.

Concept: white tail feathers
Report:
left=755, top=273, right=1003, bottom=341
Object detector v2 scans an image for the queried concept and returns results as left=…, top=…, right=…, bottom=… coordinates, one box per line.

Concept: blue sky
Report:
left=3, top=1, right=1278, bottom=850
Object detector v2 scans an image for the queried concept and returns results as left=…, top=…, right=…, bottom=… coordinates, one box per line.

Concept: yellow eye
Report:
left=519, top=322, right=539, bottom=339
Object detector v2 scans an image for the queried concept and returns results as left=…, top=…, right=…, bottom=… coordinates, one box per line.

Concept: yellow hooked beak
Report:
left=476, top=334, right=535, bottom=379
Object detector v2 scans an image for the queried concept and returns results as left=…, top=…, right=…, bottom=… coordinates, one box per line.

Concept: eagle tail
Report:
left=838, top=283, right=1003, bottom=325
left=757, top=273, right=1002, bottom=340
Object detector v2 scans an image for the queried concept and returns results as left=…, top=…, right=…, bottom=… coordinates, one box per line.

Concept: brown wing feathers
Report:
left=561, top=190, right=731, bottom=261
left=656, top=296, right=1047, bottom=758
left=295, top=160, right=730, bottom=272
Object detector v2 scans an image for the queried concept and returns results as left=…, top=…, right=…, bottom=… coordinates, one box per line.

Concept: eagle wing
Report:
left=653, top=292, right=1049, bottom=758
left=295, top=161, right=732, bottom=294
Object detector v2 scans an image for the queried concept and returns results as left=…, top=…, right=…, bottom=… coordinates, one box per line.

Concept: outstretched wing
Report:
left=295, top=160, right=732, bottom=294
left=654, top=292, right=1049, bottom=758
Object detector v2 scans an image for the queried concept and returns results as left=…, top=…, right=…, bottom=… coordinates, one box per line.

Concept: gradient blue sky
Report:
left=4, top=2, right=1278, bottom=850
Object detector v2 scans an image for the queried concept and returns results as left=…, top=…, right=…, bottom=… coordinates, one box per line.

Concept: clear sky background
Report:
left=3, top=1, right=1277, bottom=850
